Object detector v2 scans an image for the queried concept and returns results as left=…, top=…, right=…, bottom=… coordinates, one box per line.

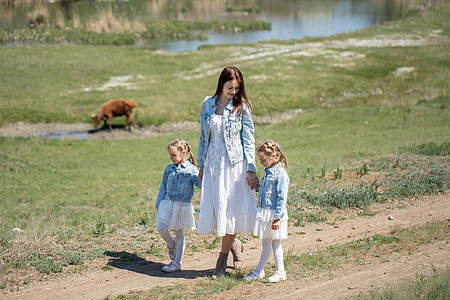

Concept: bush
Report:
left=31, top=258, right=63, bottom=274
left=63, top=251, right=92, bottom=265
left=300, top=181, right=380, bottom=210
left=384, top=168, right=449, bottom=199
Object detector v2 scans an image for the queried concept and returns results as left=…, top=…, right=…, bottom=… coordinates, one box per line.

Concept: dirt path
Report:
left=2, top=193, right=448, bottom=300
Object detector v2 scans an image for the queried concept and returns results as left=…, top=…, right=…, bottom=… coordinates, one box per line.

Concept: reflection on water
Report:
left=0, top=0, right=440, bottom=52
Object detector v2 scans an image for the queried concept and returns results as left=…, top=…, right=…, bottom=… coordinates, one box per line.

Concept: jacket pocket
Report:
left=262, top=177, right=277, bottom=206
left=228, top=114, right=242, bottom=134
left=179, top=173, right=194, bottom=199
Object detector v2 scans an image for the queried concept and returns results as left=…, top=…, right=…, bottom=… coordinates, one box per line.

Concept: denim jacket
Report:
left=197, top=95, right=257, bottom=173
left=155, top=161, right=201, bottom=208
left=258, top=162, right=290, bottom=219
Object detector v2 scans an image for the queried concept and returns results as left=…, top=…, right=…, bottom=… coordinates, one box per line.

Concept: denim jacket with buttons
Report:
left=258, top=162, right=290, bottom=219
left=197, top=95, right=257, bottom=173
left=155, top=161, right=201, bottom=208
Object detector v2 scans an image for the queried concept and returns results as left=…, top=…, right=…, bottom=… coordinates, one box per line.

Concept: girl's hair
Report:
left=214, top=66, right=253, bottom=116
left=168, top=139, right=196, bottom=166
left=256, top=140, right=288, bottom=171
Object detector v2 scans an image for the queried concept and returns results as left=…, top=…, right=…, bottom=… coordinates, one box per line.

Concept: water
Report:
left=0, top=0, right=430, bottom=52
left=142, top=0, right=424, bottom=52
left=23, top=130, right=89, bottom=139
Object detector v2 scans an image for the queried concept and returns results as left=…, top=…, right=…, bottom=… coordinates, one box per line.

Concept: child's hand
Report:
left=271, top=219, right=280, bottom=230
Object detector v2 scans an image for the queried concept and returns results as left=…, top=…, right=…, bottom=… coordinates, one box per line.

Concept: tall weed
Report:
left=401, top=141, right=450, bottom=156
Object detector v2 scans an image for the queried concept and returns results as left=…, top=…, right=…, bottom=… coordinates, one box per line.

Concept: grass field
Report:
left=0, top=3, right=449, bottom=293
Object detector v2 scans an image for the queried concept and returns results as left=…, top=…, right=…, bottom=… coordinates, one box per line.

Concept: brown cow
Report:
left=91, top=99, right=137, bottom=131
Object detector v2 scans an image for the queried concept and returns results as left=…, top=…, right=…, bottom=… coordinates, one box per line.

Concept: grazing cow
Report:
left=92, top=99, right=137, bottom=131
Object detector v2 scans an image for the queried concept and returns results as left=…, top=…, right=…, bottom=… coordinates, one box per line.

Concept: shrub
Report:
left=384, top=168, right=449, bottom=199
left=31, top=258, right=63, bottom=274
left=300, top=181, right=380, bottom=210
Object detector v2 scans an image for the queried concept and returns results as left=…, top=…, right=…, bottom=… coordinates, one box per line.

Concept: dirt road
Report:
left=2, top=193, right=448, bottom=300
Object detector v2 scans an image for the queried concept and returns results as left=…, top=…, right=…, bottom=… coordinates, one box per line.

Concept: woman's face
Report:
left=257, top=152, right=278, bottom=168
left=168, top=146, right=186, bottom=165
left=220, top=79, right=240, bottom=101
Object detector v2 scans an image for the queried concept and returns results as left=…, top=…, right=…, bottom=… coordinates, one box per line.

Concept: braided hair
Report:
left=256, top=140, right=288, bottom=171
left=168, top=138, right=196, bottom=166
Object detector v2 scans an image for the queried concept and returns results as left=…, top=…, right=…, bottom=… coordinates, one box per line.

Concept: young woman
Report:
left=197, top=66, right=258, bottom=277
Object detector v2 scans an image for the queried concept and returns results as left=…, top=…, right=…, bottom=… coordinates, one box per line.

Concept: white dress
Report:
left=197, top=113, right=256, bottom=236
left=253, top=207, right=288, bottom=240
left=155, top=199, right=196, bottom=231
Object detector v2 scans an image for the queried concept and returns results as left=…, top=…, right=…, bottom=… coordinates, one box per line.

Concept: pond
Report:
left=0, top=0, right=433, bottom=52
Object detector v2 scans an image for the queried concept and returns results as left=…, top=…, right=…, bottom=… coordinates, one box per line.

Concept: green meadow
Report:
left=0, top=3, right=449, bottom=278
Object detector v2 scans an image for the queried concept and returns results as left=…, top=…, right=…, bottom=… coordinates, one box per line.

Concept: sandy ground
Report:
left=2, top=192, right=448, bottom=300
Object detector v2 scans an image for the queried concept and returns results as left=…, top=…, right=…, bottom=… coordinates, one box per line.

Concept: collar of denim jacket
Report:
left=225, top=99, right=234, bottom=111
left=211, top=95, right=234, bottom=111
left=211, top=95, right=218, bottom=108
left=265, top=162, right=283, bottom=174
left=171, top=160, right=191, bottom=169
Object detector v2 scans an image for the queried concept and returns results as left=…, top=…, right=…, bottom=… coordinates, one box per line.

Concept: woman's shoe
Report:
left=230, top=238, right=244, bottom=269
left=211, top=252, right=228, bottom=279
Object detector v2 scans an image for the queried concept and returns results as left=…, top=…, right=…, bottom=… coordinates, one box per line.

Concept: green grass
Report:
left=284, top=221, right=449, bottom=274
left=117, top=272, right=244, bottom=299
left=355, top=270, right=450, bottom=300
left=0, top=4, right=449, bottom=126
left=0, top=3, right=449, bottom=281
left=287, top=151, right=449, bottom=215
left=0, top=20, right=270, bottom=46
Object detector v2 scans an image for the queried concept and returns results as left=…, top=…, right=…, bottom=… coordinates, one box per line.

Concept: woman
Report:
left=197, top=66, right=258, bottom=277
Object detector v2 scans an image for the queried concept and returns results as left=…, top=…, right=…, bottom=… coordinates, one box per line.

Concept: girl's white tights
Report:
left=156, top=223, right=185, bottom=265
left=255, top=238, right=284, bottom=272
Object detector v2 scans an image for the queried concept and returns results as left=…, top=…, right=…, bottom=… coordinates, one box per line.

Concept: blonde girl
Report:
left=243, top=140, right=289, bottom=282
left=155, top=139, right=201, bottom=272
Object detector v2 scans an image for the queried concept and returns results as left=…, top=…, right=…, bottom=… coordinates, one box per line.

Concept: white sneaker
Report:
left=243, top=268, right=265, bottom=280
left=267, top=270, right=286, bottom=282
left=162, top=261, right=181, bottom=273
left=167, top=238, right=176, bottom=260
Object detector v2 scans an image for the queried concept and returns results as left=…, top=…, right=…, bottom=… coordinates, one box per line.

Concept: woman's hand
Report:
left=246, top=171, right=258, bottom=190
left=199, top=167, right=204, bottom=184
left=271, top=219, right=280, bottom=230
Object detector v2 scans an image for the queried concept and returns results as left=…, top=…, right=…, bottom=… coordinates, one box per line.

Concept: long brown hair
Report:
left=214, top=66, right=253, bottom=115
left=168, top=138, right=196, bottom=166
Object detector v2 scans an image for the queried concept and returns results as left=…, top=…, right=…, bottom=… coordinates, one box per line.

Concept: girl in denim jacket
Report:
left=155, top=139, right=201, bottom=273
left=243, top=140, right=289, bottom=283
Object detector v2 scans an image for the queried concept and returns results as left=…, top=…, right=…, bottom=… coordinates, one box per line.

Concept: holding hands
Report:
left=246, top=171, right=259, bottom=190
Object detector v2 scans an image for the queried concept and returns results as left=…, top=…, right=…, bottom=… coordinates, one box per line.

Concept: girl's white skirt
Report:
left=155, top=199, right=196, bottom=231
left=253, top=207, right=288, bottom=240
